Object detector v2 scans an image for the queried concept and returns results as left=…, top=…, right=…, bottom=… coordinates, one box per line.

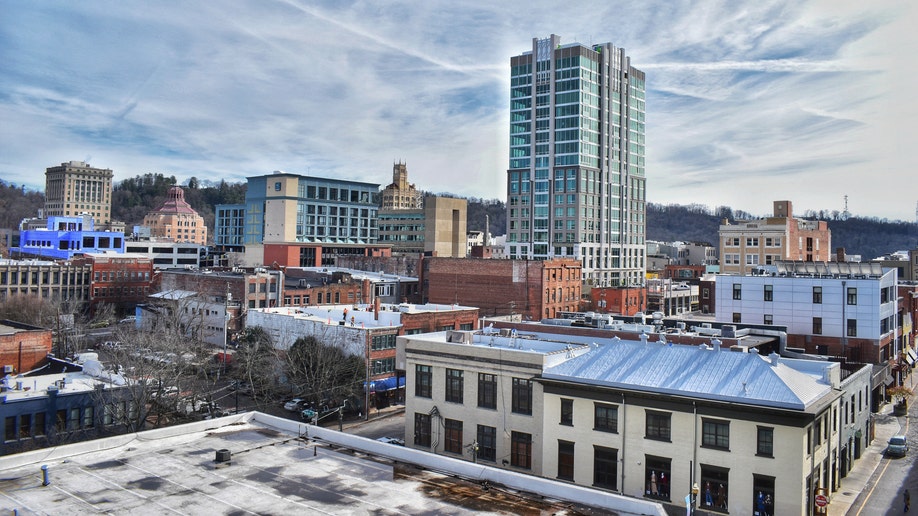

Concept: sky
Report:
left=1, top=1, right=915, bottom=221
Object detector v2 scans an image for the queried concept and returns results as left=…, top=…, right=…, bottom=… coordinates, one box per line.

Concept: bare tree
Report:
left=230, top=326, right=285, bottom=405
left=283, top=335, right=364, bottom=412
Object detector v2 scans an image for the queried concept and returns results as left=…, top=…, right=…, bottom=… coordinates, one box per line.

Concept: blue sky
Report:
left=1, top=1, right=914, bottom=221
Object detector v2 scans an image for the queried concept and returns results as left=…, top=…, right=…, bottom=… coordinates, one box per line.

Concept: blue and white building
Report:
left=13, top=215, right=124, bottom=260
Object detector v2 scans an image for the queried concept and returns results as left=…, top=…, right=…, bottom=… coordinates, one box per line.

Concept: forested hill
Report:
left=647, top=203, right=918, bottom=260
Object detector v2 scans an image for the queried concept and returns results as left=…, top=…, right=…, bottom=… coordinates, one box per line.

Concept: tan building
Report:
left=142, top=186, right=207, bottom=245
left=378, top=196, right=467, bottom=257
left=44, top=161, right=114, bottom=227
left=719, top=200, right=831, bottom=275
left=381, top=162, right=422, bottom=210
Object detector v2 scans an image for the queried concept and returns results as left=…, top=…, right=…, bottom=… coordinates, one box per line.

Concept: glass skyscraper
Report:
left=505, top=34, right=646, bottom=288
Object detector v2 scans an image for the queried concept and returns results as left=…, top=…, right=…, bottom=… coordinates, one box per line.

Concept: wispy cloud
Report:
left=0, top=0, right=913, bottom=220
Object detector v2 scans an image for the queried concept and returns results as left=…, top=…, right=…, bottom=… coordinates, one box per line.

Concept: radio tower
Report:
left=841, top=195, right=850, bottom=221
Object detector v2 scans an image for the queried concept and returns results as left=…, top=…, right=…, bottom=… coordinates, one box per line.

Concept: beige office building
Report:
left=44, top=161, right=114, bottom=227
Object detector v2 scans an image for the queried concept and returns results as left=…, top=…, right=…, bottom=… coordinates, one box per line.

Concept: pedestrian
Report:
left=906, top=488, right=911, bottom=512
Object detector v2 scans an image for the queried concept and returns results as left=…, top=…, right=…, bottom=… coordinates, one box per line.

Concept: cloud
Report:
left=0, top=0, right=914, bottom=220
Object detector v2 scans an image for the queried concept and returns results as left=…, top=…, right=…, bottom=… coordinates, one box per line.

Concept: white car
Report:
left=284, top=398, right=306, bottom=411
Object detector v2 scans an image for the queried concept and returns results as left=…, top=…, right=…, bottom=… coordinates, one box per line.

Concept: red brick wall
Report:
left=422, top=258, right=580, bottom=321
left=0, top=325, right=53, bottom=374
left=589, top=287, right=646, bottom=316
left=399, top=308, right=480, bottom=333
left=785, top=333, right=889, bottom=363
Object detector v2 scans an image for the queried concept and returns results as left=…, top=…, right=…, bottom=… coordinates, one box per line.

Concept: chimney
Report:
left=768, top=352, right=780, bottom=366
left=836, top=247, right=846, bottom=263
left=485, top=215, right=490, bottom=245
left=374, top=296, right=381, bottom=321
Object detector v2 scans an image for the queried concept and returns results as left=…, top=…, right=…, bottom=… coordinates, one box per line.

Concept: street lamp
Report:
left=222, top=283, right=231, bottom=375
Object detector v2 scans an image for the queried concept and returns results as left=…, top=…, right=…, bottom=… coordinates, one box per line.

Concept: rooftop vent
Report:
left=215, top=449, right=232, bottom=463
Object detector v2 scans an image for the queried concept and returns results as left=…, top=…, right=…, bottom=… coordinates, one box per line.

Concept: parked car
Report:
left=119, top=316, right=137, bottom=324
left=283, top=398, right=307, bottom=412
left=887, top=435, right=909, bottom=457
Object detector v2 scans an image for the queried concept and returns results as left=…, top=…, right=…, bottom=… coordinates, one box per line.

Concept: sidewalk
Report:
left=341, top=404, right=405, bottom=431
left=833, top=400, right=901, bottom=515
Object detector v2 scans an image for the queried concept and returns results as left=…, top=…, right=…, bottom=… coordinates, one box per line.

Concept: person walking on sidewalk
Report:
left=905, top=488, right=911, bottom=512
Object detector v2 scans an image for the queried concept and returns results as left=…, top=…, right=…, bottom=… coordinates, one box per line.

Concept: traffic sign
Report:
left=815, top=494, right=829, bottom=507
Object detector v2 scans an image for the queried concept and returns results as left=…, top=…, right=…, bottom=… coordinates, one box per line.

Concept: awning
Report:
left=368, top=376, right=406, bottom=392
left=907, top=349, right=918, bottom=366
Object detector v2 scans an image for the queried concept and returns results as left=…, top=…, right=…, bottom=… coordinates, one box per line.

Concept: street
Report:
left=850, top=374, right=916, bottom=515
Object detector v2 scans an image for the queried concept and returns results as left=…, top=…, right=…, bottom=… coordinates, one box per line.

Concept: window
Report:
left=83, top=406, right=94, bottom=428
left=445, top=369, right=464, bottom=403
left=700, top=466, right=729, bottom=512
left=478, top=373, right=497, bottom=409
left=702, top=419, right=730, bottom=450
left=847, top=319, right=857, bottom=337
left=558, top=440, right=575, bottom=480
left=560, top=398, right=573, bottom=426
left=763, top=285, right=773, bottom=302
left=752, top=475, right=775, bottom=516
left=593, top=445, right=618, bottom=489
left=732, top=312, right=741, bottom=323
left=512, top=378, right=533, bottom=415
left=415, top=365, right=432, bottom=398
left=594, top=403, right=618, bottom=433
left=644, top=456, right=671, bottom=501
left=4, top=417, right=14, bottom=442
left=763, top=314, right=773, bottom=325
left=757, top=426, right=774, bottom=457
left=847, top=287, right=857, bottom=305
left=34, top=412, right=45, bottom=437
left=813, top=317, right=823, bottom=335
left=444, top=419, right=463, bottom=454
left=646, top=411, right=671, bottom=441
left=732, top=284, right=742, bottom=300
left=511, top=431, right=532, bottom=469
left=414, top=413, right=431, bottom=447
left=19, top=414, right=31, bottom=439
left=477, top=425, right=496, bottom=462
left=813, top=286, right=822, bottom=304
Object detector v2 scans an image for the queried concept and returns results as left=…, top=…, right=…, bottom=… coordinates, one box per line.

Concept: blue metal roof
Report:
left=542, top=339, right=835, bottom=410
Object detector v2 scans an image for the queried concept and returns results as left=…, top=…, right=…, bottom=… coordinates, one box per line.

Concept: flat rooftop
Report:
left=0, top=412, right=654, bottom=515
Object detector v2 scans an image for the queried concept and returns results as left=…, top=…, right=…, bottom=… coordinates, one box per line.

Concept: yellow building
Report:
left=142, top=186, right=207, bottom=244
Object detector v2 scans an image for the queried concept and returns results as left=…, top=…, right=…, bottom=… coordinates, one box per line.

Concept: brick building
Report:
left=142, top=186, right=207, bottom=245
left=587, top=286, right=646, bottom=316
left=421, top=257, right=581, bottom=320
left=75, top=253, right=156, bottom=317
left=0, top=320, right=53, bottom=375
left=719, top=200, right=831, bottom=275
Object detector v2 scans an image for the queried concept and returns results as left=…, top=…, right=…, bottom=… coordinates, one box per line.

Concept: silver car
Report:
left=887, top=435, right=909, bottom=457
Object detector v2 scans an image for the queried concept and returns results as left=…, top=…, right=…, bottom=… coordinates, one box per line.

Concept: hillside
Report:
left=647, top=203, right=918, bottom=260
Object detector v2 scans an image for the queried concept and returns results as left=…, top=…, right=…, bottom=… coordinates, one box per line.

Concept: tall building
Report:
left=142, top=186, right=207, bottom=245
left=719, top=200, right=831, bottom=275
left=44, top=161, right=114, bottom=226
left=381, top=162, right=422, bottom=210
left=505, top=34, right=646, bottom=289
